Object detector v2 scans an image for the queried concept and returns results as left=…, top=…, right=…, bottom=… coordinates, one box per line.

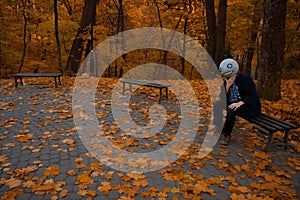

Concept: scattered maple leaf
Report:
left=133, top=179, right=148, bottom=187
left=44, top=166, right=60, bottom=176
left=230, top=193, right=245, bottom=200
left=87, top=190, right=97, bottom=197
left=77, top=172, right=94, bottom=184
left=66, top=169, right=76, bottom=176
left=105, top=171, right=114, bottom=180
left=22, top=180, right=35, bottom=188
left=33, top=160, right=42, bottom=165
left=4, top=177, right=22, bottom=188
left=51, top=196, right=58, bottom=200
left=76, top=163, right=86, bottom=169
left=0, top=155, right=9, bottom=163
left=0, top=188, right=24, bottom=200
left=77, top=189, right=87, bottom=196
left=75, top=157, right=83, bottom=163
left=15, top=133, right=33, bottom=143
left=62, top=138, right=76, bottom=146
left=170, top=187, right=180, bottom=194
left=97, top=182, right=112, bottom=196
left=59, top=189, right=69, bottom=198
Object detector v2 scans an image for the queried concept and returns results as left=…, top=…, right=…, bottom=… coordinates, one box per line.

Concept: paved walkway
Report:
left=0, top=81, right=299, bottom=200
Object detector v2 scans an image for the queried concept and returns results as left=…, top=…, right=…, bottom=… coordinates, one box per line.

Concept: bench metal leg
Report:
left=58, top=76, right=62, bottom=85
left=264, top=132, right=273, bottom=152
left=122, top=82, right=125, bottom=95
left=122, top=83, right=133, bottom=95
left=166, top=88, right=168, bottom=100
left=54, top=77, right=58, bottom=88
left=159, top=88, right=162, bottom=103
left=14, top=77, right=24, bottom=88
left=284, top=130, right=290, bottom=150
left=14, top=77, right=18, bottom=88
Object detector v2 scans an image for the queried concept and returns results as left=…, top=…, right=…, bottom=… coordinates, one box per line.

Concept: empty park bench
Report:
left=120, top=79, right=171, bottom=102
left=12, top=73, right=62, bottom=88
left=240, top=113, right=298, bottom=152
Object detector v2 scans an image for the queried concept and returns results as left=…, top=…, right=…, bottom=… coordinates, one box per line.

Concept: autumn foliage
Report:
left=0, top=76, right=299, bottom=199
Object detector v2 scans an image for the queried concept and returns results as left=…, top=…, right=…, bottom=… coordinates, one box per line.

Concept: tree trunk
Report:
left=18, top=0, right=27, bottom=73
left=181, top=17, right=188, bottom=79
left=154, top=0, right=167, bottom=79
left=204, top=0, right=217, bottom=61
left=62, top=0, right=73, bottom=16
left=65, top=0, right=97, bottom=74
left=54, top=0, right=63, bottom=73
left=205, top=0, right=227, bottom=66
left=118, top=0, right=125, bottom=78
left=215, top=0, right=227, bottom=66
left=257, top=0, right=287, bottom=100
left=242, top=0, right=263, bottom=76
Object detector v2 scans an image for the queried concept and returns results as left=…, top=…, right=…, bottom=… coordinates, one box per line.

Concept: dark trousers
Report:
left=222, top=106, right=253, bottom=137
left=213, top=101, right=258, bottom=137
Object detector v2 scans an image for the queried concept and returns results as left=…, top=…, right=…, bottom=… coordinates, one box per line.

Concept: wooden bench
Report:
left=240, top=113, right=298, bottom=152
left=12, top=73, right=62, bottom=88
left=120, top=79, right=171, bottom=102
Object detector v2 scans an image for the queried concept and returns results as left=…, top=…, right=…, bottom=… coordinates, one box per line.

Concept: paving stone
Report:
left=16, top=193, right=31, bottom=200
left=0, top=84, right=299, bottom=200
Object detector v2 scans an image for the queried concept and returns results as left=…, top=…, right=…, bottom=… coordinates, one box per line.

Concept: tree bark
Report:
left=215, top=0, right=227, bottom=66
left=257, top=0, right=287, bottom=100
left=205, top=0, right=227, bottom=66
left=18, top=0, right=27, bottom=73
left=204, top=0, right=217, bottom=61
left=54, top=0, right=63, bottom=73
left=65, top=0, right=97, bottom=74
left=118, top=0, right=125, bottom=78
left=242, top=0, right=263, bottom=76
left=154, top=0, right=167, bottom=79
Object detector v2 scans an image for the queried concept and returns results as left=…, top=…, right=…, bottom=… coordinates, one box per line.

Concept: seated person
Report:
left=218, top=58, right=261, bottom=145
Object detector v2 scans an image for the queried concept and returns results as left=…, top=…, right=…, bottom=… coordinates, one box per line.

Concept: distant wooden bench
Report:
left=120, top=79, right=171, bottom=102
left=12, top=73, right=62, bottom=88
left=241, top=113, right=298, bottom=152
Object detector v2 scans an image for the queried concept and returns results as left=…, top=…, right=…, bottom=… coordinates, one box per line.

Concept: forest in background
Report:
left=0, top=0, right=299, bottom=80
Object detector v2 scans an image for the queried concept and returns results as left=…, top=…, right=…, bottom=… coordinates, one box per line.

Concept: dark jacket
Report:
left=224, top=73, right=261, bottom=116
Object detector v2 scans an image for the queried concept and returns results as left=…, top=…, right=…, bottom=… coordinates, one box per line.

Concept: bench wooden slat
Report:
left=120, top=80, right=170, bottom=88
left=241, top=112, right=298, bottom=152
left=243, top=117, right=280, bottom=132
left=252, top=116, right=287, bottom=131
left=259, top=113, right=298, bottom=129
left=120, top=79, right=171, bottom=102
left=256, top=114, right=292, bottom=130
left=12, top=73, right=62, bottom=88
left=12, top=73, right=62, bottom=77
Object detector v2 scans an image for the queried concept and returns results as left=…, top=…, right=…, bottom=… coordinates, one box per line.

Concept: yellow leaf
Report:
left=170, top=187, right=180, bottom=193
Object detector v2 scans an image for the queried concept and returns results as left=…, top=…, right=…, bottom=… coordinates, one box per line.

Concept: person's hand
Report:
left=228, top=101, right=244, bottom=111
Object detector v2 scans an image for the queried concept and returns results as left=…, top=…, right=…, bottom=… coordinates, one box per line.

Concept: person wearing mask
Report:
left=218, top=58, right=261, bottom=145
